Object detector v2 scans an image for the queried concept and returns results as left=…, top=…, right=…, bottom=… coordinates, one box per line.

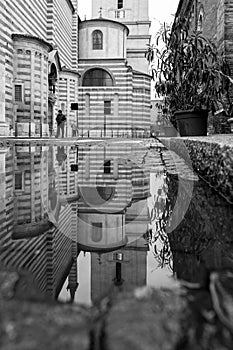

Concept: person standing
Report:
left=71, top=123, right=77, bottom=137
left=56, top=110, right=66, bottom=138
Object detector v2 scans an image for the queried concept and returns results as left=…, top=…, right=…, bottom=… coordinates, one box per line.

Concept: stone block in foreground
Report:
left=104, top=287, right=184, bottom=350
left=0, top=270, right=91, bottom=350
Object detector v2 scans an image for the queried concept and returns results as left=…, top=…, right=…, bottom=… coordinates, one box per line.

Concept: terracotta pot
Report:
left=174, top=110, right=208, bottom=136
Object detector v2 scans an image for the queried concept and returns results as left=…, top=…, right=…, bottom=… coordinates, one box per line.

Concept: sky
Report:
left=78, top=0, right=180, bottom=35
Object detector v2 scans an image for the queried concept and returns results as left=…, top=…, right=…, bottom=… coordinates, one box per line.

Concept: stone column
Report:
left=30, top=145, right=35, bottom=222
left=41, top=53, right=45, bottom=136
left=30, top=51, right=35, bottom=136
left=65, top=78, right=69, bottom=138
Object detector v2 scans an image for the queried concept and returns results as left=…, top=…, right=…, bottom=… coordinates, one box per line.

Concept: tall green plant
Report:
left=146, top=21, right=233, bottom=115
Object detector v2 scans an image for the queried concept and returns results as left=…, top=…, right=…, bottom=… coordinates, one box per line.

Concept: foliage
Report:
left=146, top=20, right=233, bottom=116
left=144, top=160, right=173, bottom=271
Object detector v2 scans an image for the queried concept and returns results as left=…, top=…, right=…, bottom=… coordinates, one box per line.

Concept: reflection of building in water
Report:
left=90, top=237, right=148, bottom=304
left=0, top=148, right=14, bottom=245
left=76, top=142, right=150, bottom=303
left=167, top=174, right=233, bottom=285
left=0, top=144, right=79, bottom=301
left=12, top=144, right=51, bottom=238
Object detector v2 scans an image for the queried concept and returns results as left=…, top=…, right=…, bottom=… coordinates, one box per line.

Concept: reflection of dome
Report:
left=78, top=186, right=115, bottom=206
left=77, top=213, right=127, bottom=253
left=77, top=237, right=128, bottom=253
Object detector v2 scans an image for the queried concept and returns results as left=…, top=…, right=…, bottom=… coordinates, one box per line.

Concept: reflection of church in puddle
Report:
left=76, top=142, right=150, bottom=303
left=0, top=142, right=151, bottom=304
left=0, top=144, right=79, bottom=301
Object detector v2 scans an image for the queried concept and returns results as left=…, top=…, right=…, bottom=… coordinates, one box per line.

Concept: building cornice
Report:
left=77, top=238, right=128, bottom=253
left=61, top=67, right=81, bottom=77
left=127, top=35, right=151, bottom=39
left=132, top=70, right=151, bottom=78
left=12, top=33, right=53, bottom=52
left=78, top=58, right=127, bottom=63
left=66, top=0, right=75, bottom=13
left=80, top=17, right=129, bottom=35
left=123, top=20, right=151, bottom=25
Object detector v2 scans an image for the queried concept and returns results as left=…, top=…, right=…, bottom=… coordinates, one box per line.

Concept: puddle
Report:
left=0, top=139, right=232, bottom=306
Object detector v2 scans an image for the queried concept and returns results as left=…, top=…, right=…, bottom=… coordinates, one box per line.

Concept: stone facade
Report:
left=1, top=0, right=151, bottom=138
left=0, top=0, right=79, bottom=137
left=92, top=0, right=151, bottom=74
left=78, top=0, right=151, bottom=138
left=12, top=35, right=52, bottom=137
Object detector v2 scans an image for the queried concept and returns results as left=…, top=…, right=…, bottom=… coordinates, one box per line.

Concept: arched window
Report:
left=82, top=69, right=114, bottom=86
left=92, top=30, right=103, bottom=50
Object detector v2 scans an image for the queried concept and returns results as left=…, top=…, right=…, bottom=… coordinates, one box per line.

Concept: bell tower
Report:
left=92, top=0, right=151, bottom=73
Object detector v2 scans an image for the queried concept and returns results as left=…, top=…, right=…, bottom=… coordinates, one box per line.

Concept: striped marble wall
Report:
left=0, top=0, right=48, bottom=125
left=0, top=144, right=79, bottom=299
left=59, top=70, right=79, bottom=137
left=78, top=60, right=150, bottom=137
left=47, top=0, right=75, bottom=69
left=12, top=35, right=52, bottom=136
left=0, top=0, right=79, bottom=133
left=132, top=71, right=151, bottom=135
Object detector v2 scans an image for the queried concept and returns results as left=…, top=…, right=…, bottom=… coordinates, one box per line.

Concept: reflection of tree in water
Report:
left=147, top=153, right=233, bottom=346
left=144, top=160, right=174, bottom=270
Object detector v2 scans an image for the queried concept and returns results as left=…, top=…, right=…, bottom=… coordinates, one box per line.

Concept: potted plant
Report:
left=146, top=20, right=233, bottom=136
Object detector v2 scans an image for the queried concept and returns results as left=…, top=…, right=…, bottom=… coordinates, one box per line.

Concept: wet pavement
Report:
left=0, top=138, right=233, bottom=349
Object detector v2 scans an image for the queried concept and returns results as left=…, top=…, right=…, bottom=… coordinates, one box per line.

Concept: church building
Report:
left=0, top=0, right=151, bottom=137
left=0, top=0, right=79, bottom=137
left=77, top=0, right=151, bottom=138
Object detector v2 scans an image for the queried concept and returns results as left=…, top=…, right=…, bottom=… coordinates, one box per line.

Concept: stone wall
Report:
left=159, top=135, right=233, bottom=204
left=0, top=0, right=79, bottom=135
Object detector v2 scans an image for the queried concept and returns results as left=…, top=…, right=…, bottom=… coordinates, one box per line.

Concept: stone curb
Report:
left=159, top=135, right=233, bottom=203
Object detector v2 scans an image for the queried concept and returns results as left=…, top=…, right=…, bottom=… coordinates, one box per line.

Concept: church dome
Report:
left=79, top=18, right=129, bottom=60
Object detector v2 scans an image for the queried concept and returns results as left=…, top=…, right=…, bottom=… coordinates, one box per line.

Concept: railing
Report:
left=14, top=121, right=49, bottom=138
left=13, top=122, right=150, bottom=139
left=80, top=128, right=150, bottom=139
